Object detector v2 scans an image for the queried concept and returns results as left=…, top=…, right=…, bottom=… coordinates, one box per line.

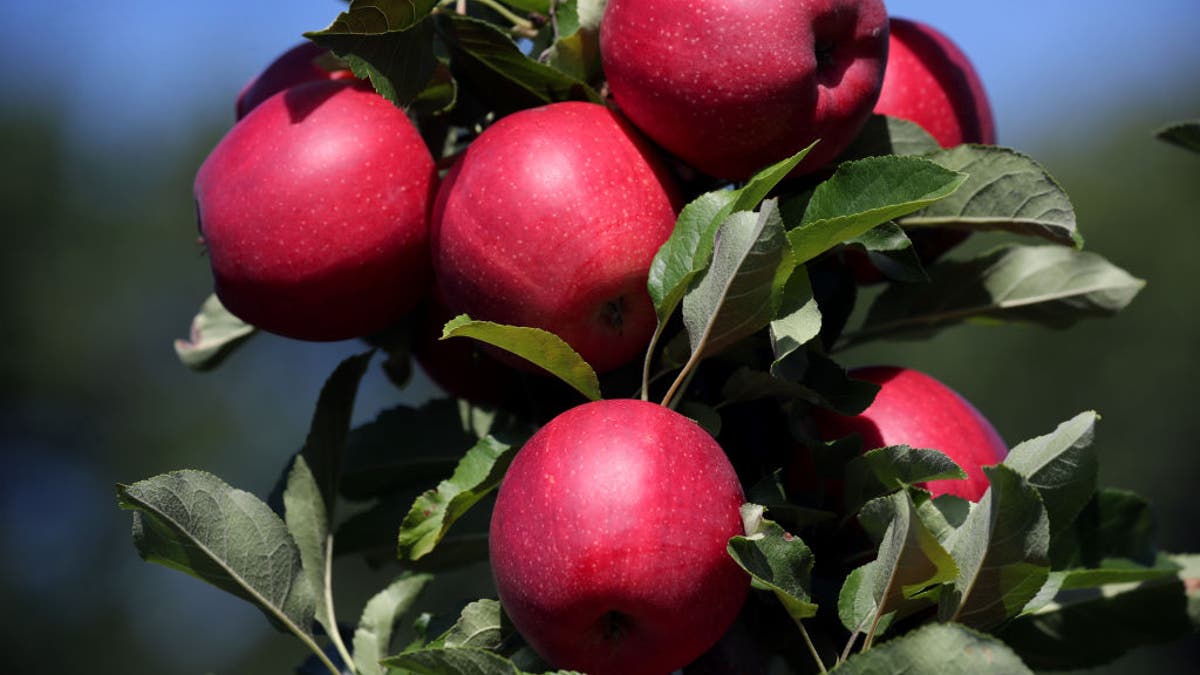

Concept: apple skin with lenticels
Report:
left=600, top=0, right=889, bottom=180
left=430, top=101, right=679, bottom=374
left=195, top=79, right=436, bottom=341
left=810, top=366, right=1008, bottom=501
left=489, top=399, right=749, bottom=675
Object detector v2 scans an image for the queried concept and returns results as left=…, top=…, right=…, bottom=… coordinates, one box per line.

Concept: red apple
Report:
left=811, top=366, right=1007, bottom=501
left=874, top=18, right=996, bottom=148
left=235, top=42, right=355, bottom=120
left=600, top=0, right=889, bottom=180
left=195, top=79, right=436, bottom=341
left=490, top=399, right=748, bottom=675
left=430, top=101, right=678, bottom=374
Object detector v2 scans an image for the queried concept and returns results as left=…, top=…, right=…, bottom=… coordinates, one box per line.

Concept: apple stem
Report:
left=639, top=322, right=668, bottom=401
left=660, top=363, right=697, bottom=410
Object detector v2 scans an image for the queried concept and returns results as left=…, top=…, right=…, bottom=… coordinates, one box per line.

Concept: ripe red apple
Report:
left=600, top=0, right=889, bottom=180
left=490, top=399, right=748, bottom=675
left=235, top=42, right=355, bottom=120
left=874, top=18, right=996, bottom=148
left=811, top=366, right=1007, bottom=501
left=430, top=101, right=679, bottom=374
left=195, top=79, right=436, bottom=341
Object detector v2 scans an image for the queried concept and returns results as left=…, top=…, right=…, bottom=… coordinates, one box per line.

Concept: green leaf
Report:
left=441, top=315, right=600, bottom=402
left=382, top=646, right=524, bottom=674
left=282, top=456, right=335, bottom=638
left=398, top=435, right=514, bottom=561
left=846, top=245, right=1145, bottom=348
left=173, top=294, right=256, bottom=371
left=844, top=222, right=929, bottom=283
left=681, top=199, right=792, bottom=360
left=340, top=400, right=480, bottom=500
left=768, top=265, right=822, bottom=369
left=1002, top=411, right=1099, bottom=546
left=844, top=446, right=967, bottom=517
left=864, top=491, right=958, bottom=609
left=352, top=574, right=433, bottom=675
left=913, top=492, right=971, bottom=548
left=298, top=352, right=375, bottom=515
left=837, top=563, right=893, bottom=636
left=939, top=465, right=1051, bottom=631
left=647, top=146, right=812, bottom=324
left=900, top=145, right=1082, bottom=246
left=434, top=13, right=599, bottom=115
left=1001, top=557, right=1196, bottom=669
left=786, top=155, right=966, bottom=265
left=1156, top=120, right=1200, bottom=154
left=305, top=4, right=439, bottom=107
left=770, top=348, right=879, bottom=415
left=430, top=598, right=506, bottom=650
left=837, top=114, right=942, bottom=160
left=501, top=0, right=551, bottom=13
left=837, top=623, right=1033, bottom=674
left=726, top=504, right=818, bottom=622
left=535, top=0, right=603, bottom=83
left=1053, top=488, right=1158, bottom=569
left=117, top=470, right=315, bottom=637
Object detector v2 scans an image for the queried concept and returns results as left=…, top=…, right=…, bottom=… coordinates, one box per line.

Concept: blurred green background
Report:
left=1, top=1, right=1197, bottom=673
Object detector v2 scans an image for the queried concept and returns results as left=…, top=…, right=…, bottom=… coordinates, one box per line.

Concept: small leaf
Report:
left=770, top=348, right=879, bottom=416
left=647, top=146, right=812, bottom=323
left=352, top=574, right=433, bottom=675
left=117, top=471, right=315, bottom=637
left=900, top=145, right=1082, bottom=246
left=837, top=563, right=892, bottom=635
left=727, top=504, right=818, bottom=622
left=837, top=114, right=941, bottom=160
left=431, top=598, right=506, bottom=650
left=681, top=200, right=792, bottom=360
left=283, top=456, right=335, bottom=637
left=837, top=623, right=1033, bottom=674
left=844, top=446, right=967, bottom=517
left=786, top=155, right=966, bottom=265
left=306, top=4, right=439, bottom=106
left=940, top=465, right=1051, bottom=631
left=173, top=294, right=256, bottom=371
left=861, top=491, right=959, bottom=628
left=435, top=13, right=599, bottom=115
left=844, top=222, right=929, bottom=283
left=1156, top=120, right=1200, bottom=154
left=382, top=646, right=525, bottom=674
left=846, top=245, right=1145, bottom=348
left=1053, top=487, right=1158, bottom=569
left=768, top=265, right=822, bottom=369
left=299, top=352, right=375, bottom=514
left=914, top=492, right=971, bottom=547
left=1002, top=411, right=1099, bottom=546
left=441, top=315, right=600, bottom=402
left=398, top=435, right=514, bottom=561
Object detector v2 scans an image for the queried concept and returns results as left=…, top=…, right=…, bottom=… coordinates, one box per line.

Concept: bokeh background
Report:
left=1, top=1, right=1197, bottom=673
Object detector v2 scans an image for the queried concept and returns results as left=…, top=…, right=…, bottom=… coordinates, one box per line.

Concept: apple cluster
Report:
left=189, top=3, right=1005, bottom=672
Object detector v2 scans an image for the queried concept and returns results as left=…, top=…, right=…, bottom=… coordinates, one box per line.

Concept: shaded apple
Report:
left=600, top=0, right=889, bottom=180
left=195, top=80, right=436, bottom=341
left=235, top=42, right=354, bottom=120
left=810, top=366, right=1007, bottom=501
left=490, top=398, right=748, bottom=675
left=430, top=101, right=679, bottom=374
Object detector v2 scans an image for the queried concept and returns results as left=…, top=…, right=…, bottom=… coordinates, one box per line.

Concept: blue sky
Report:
left=1, top=1, right=1197, bottom=154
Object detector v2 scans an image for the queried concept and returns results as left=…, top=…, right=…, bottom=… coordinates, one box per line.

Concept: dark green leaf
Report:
left=441, top=315, right=600, bottom=402
left=340, top=400, right=478, bottom=500
left=787, top=156, right=966, bottom=265
left=352, top=574, right=433, bottom=675
left=1002, top=411, right=1099, bottom=546
left=846, top=245, right=1145, bottom=348
left=117, top=471, right=315, bottom=636
left=727, top=504, right=818, bottom=622
left=435, top=13, right=599, bottom=116
left=299, top=352, right=374, bottom=515
left=430, top=598, right=506, bottom=650
left=173, top=294, right=256, bottom=371
left=939, top=465, right=1050, bottom=631
left=900, top=145, right=1082, bottom=247
left=382, top=646, right=524, bottom=674
left=844, top=222, right=929, bottom=283
left=913, top=492, right=971, bottom=548
left=282, top=456, right=335, bottom=637
left=770, top=348, right=879, bottom=416
left=837, top=623, right=1032, bottom=674
left=681, top=200, right=792, bottom=360
left=306, top=4, right=439, bottom=107
left=398, top=435, right=514, bottom=560
left=1053, top=488, right=1158, bottom=569
left=845, top=446, right=966, bottom=517
left=836, top=114, right=941, bottom=160
left=647, top=146, right=812, bottom=323
left=1156, top=120, right=1200, bottom=154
